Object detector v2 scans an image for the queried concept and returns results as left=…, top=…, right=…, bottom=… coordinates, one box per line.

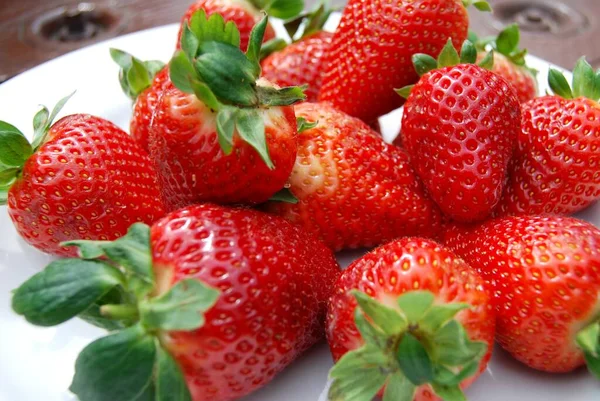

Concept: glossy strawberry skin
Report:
left=7, top=115, right=166, bottom=257
left=402, top=64, right=521, bottom=223
left=130, top=67, right=172, bottom=152
left=327, top=237, right=495, bottom=401
left=151, top=204, right=340, bottom=401
left=318, top=0, right=469, bottom=123
left=478, top=51, right=537, bottom=104
left=444, top=215, right=600, bottom=373
left=177, top=0, right=276, bottom=51
left=496, top=96, right=600, bottom=217
left=261, top=31, right=333, bottom=102
left=149, top=85, right=298, bottom=211
left=266, top=102, right=443, bottom=251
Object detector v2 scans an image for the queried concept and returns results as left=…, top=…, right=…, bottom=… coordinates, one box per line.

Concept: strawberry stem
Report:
left=100, top=304, right=139, bottom=320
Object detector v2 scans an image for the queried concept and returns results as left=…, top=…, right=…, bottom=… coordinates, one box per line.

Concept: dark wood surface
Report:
left=1, top=0, right=598, bottom=82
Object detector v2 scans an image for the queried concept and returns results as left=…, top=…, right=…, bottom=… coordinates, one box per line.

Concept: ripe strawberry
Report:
left=400, top=40, right=520, bottom=223
left=110, top=49, right=171, bottom=152
left=266, top=102, right=443, bottom=251
left=444, top=215, right=600, bottom=378
left=496, top=58, right=600, bottom=216
left=261, top=3, right=334, bottom=102
left=153, top=12, right=305, bottom=210
left=326, top=237, right=495, bottom=401
left=318, top=0, right=491, bottom=123
left=472, top=24, right=538, bottom=103
left=177, top=0, right=282, bottom=51
left=12, top=204, right=341, bottom=401
left=0, top=97, right=166, bottom=257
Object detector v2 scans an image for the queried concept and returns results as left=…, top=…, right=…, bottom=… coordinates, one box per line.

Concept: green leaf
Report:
left=181, top=23, right=200, bottom=59
left=70, top=325, right=156, bottom=401
left=33, top=106, right=49, bottom=139
left=434, top=359, right=480, bottom=386
left=144, top=60, right=165, bottom=78
left=140, top=279, right=219, bottom=331
left=354, top=308, right=388, bottom=349
left=269, top=188, right=298, bottom=203
left=382, top=372, right=416, bottom=401
left=216, top=106, right=238, bottom=154
left=12, top=259, right=125, bottom=327
left=297, top=117, right=318, bottom=133
left=169, top=51, right=197, bottom=94
left=431, top=320, right=487, bottom=366
left=127, top=58, right=152, bottom=97
left=509, top=49, right=527, bottom=67
left=467, top=30, right=479, bottom=46
left=548, top=68, right=574, bottom=99
left=246, top=14, right=268, bottom=72
left=420, top=303, right=470, bottom=333
left=196, top=41, right=259, bottom=106
left=395, top=85, right=414, bottom=99
left=256, top=85, right=306, bottom=107
left=328, top=344, right=389, bottom=401
left=64, top=240, right=107, bottom=259
left=0, top=168, right=19, bottom=186
left=188, top=9, right=241, bottom=49
left=437, top=39, right=460, bottom=68
left=236, top=108, right=273, bottom=169
left=472, top=1, right=492, bottom=12
left=353, top=290, right=408, bottom=336
left=260, top=38, right=288, bottom=60
left=0, top=183, right=10, bottom=205
left=496, top=23, right=519, bottom=55
left=190, top=79, right=222, bottom=111
left=412, top=54, right=438, bottom=76
left=576, top=321, right=599, bottom=356
left=155, top=345, right=192, bottom=401
left=0, top=121, right=32, bottom=169
left=572, top=57, right=597, bottom=99
left=459, top=41, right=477, bottom=64
left=396, top=291, right=434, bottom=322
left=265, top=0, right=304, bottom=20
left=397, top=333, right=434, bottom=386
left=78, top=287, right=131, bottom=331
left=478, top=50, right=494, bottom=70
left=431, top=383, right=467, bottom=401
left=302, top=1, right=334, bottom=37
left=584, top=350, right=600, bottom=379
left=110, top=48, right=133, bottom=69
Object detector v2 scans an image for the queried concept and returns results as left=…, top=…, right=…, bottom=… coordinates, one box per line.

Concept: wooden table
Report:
left=1, top=0, right=598, bottom=82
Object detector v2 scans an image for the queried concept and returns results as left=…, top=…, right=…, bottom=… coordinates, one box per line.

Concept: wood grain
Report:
left=0, top=0, right=598, bottom=81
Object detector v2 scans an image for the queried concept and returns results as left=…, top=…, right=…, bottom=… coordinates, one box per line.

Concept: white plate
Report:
left=1, top=17, right=599, bottom=401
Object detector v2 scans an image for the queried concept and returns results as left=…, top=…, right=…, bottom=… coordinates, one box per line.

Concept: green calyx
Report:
left=170, top=10, right=306, bottom=168
left=576, top=319, right=600, bottom=379
left=461, top=0, right=492, bottom=12
left=249, top=0, right=305, bottom=20
left=396, top=39, right=492, bottom=99
left=11, top=223, right=220, bottom=401
left=328, top=291, right=487, bottom=401
left=548, top=57, right=600, bottom=102
left=110, top=48, right=165, bottom=101
left=0, top=92, right=74, bottom=205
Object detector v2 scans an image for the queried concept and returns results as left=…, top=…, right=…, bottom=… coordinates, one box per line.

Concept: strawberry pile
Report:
left=3, top=0, right=600, bottom=401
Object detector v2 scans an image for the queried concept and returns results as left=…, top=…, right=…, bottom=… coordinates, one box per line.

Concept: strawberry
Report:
left=318, top=0, right=491, bottom=124
left=152, top=12, right=305, bottom=210
left=0, top=96, right=166, bottom=257
left=266, top=102, right=444, bottom=251
left=496, top=58, right=600, bottom=217
left=399, top=40, right=520, bottom=223
left=11, top=204, right=341, bottom=401
left=261, top=3, right=334, bottom=102
left=326, top=237, right=495, bottom=401
left=110, top=49, right=171, bottom=152
left=472, top=24, right=538, bottom=103
left=444, top=215, right=600, bottom=378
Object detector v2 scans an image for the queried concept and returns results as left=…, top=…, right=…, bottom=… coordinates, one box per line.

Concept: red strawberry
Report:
left=318, top=0, right=490, bottom=123
left=473, top=24, right=538, bottom=103
left=12, top=204, right=341, bottom=401
left=0, top=97, right=166, bottom=257
left=266, top=102, right=443, bottom=251
left=400, top=40, right=520, bottom=223
left=177, top=0, right=277, bottom=51
left=444, top=215, right=600, bottom=378
left=326, top=237, right=495, bottom=401
left=110, top=49, right=171, bottom=151
left=496, top=58, right=600, bottom=216
left=152, top=12, right=305, bottom=210
left=261, top=3, right=334, bottom=102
